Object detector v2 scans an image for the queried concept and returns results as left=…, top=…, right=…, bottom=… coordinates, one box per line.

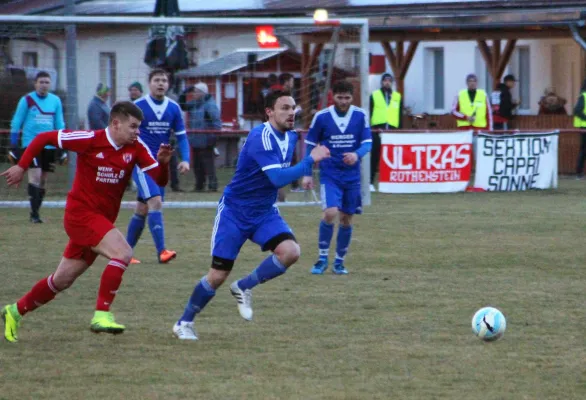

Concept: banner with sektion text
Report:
left=473, top=131, right=558, bottom=191
left=378, top=131, right=473, bottom=193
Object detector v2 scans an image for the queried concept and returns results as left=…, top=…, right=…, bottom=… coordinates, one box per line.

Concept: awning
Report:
left=175, top=48, right=287, bottom=77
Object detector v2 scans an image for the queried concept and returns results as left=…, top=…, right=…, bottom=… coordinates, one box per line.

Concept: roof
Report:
left=175, top=48, right=287, bottom=78
left=5, top=0, right=586, bottom=16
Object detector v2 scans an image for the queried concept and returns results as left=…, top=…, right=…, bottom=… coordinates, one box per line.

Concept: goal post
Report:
left=0, top=14, right=370, bottom=208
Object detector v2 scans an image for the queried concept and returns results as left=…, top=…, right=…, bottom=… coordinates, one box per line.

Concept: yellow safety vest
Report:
left=456, top=89, right=488, bottom=128
left=574, top=93, right=586, bottom=128
left=370, top=89, right=401, bottom=128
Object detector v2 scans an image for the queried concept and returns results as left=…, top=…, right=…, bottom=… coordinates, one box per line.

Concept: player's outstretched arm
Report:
left=1, top=131, right=59, bottom=186
left=264, top=145, right=330, bottom=188
left=18, top=131, right=60, bottom=169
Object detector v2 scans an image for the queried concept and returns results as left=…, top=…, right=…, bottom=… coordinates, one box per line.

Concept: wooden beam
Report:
left=381, top=41, right=400, bottom=79
left=304, top=43, right=324, bottom=74
left=496, top=39, right=517, bottom=81
left=477, top=40, right=493, bottom=75
left=396, top=41, right=404, bottom=71
left=399, top=41, right=419, bottom=80
left=370, top=28, right=577, bottom=42
left=492, top=39, right=501, bottom=81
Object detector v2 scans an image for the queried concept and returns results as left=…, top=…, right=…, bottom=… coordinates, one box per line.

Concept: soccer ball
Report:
left=471, top=307, right=506, bottom=342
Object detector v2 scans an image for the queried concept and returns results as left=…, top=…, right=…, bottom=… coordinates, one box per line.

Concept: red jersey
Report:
left=18, top=128, right=169, bottom=221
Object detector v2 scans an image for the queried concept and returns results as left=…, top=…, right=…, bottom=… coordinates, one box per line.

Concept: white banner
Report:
left=473, top=131, right=559, bottom=191
left=378, top=131, right=473, bottom=193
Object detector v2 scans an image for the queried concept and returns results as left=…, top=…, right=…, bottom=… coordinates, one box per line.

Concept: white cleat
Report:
left=173, top=321, right=198, bottom=340
left=230, top=281, right=253, bottom=321
left=370, top=184, right=377, bottom=192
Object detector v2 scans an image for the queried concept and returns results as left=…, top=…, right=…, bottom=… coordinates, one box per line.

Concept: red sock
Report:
left=17, top=274, right=59, bottom=316
left=96, top=259, right=128, bottom=312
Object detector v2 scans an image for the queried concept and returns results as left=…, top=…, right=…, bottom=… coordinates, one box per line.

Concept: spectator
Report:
left=128, top=81, right=143, bottom=101
left=573, top=79, right=586, bottom=178
left=492, top=74, right=517, bottom=130
left=539, top=87, right=567, bottom=115
left=126, top=82, right=144, bottom=192
left=186, top=82, right=222, bottom=192
left=369, top=73, right=402, bottom=192
left=87, top=83, right=111, bottom=130
left=452, top=73, right=493, bottom=131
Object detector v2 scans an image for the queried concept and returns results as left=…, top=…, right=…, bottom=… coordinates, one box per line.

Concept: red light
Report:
left=256, top=26, right=280, bottom=49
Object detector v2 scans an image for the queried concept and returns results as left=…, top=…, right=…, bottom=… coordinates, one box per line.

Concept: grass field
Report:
left=1, top=168, right=586, bottom=399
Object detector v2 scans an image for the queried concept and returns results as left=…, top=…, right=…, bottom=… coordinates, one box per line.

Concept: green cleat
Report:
left=2, top=304, right=22, bottom=343
left=90, top=311, right=125, bottom=335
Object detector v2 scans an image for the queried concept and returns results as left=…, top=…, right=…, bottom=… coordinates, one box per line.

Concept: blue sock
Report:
left=147, top=210, right=165, bottom=255
left=237, top=255, right=287, bottom=291
left=126, top=213, right=146, bottom=248
left=179, top=276, right=216, bottom=323
left=335, top=225, right=353, bottom=265
left=318, top=220, right=334, bottom=261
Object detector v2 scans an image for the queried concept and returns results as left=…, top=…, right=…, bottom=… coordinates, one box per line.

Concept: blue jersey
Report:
left=305, top=105, right=372, bottom=184
left=134, top=95, right=186, bottom=156
left=223, top=122, right=298, bottom=220
left=11, top=91, right=65, bottom=149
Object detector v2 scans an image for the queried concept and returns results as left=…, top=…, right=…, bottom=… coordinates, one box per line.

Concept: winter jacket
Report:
left=87, top=96, right=110, bottom=130
left=186, top=94, right=222, bottom=149
left=492, top=83, right=514, bottom=122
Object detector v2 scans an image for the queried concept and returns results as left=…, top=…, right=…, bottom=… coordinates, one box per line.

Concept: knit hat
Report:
left=193, top=82, right=209, bottom=94
left=128, top=81, right=143, bottom=93
left=381, top=73, right=393, bottom=82
left=96, top=82, right=110, bottom=96
left=466, top=73, right=478, bottom=82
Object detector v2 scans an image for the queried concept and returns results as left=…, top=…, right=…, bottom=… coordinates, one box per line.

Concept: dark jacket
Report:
left=573, top=79, right=586, bottom=121
left=494, top=83, right=514, bottom=120
left=87, top=96, right=110, bottom=130
left=186, top=94, right=222, bottom=149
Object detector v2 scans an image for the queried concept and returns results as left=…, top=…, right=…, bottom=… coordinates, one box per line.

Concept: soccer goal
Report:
left=0, top=14, right=370, bottom=209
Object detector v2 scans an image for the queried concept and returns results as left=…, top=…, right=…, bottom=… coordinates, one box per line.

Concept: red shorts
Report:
left=63, top=211, right=115, bottom=266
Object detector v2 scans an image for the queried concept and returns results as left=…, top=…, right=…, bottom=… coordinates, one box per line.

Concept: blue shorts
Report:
left=320, top=180, right=362, bottom=215
left=133, top=166, right=166, bottom=203
left=211, top=199, right=294, bottom=261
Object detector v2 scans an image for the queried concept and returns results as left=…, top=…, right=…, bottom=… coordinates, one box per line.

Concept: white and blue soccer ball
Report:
left=471, top=307, right=506, bottom=342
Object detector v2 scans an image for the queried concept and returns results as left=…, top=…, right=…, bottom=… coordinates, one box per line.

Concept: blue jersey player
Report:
left=125, top=69, right=191, bottom=264
left=172, top=91, right=330, bottom=340
left=303, top=80, right=372, bottom=275
left=10, top=71, right=65, bottom=223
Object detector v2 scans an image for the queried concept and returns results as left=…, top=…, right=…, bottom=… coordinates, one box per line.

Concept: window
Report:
left=509, top=47, right=530, bottom=110
left=23, top=52, right=38, bottom=68
left=425, top=48, right=444, bottom=110
left=99, top=52, right=116, bottom=104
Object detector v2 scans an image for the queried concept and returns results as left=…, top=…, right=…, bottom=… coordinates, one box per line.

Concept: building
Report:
left=2, top=0, right=585, bottom=124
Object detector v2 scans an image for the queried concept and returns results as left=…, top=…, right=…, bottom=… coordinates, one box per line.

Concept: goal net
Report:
left=0, top=15, right=369, bottom=209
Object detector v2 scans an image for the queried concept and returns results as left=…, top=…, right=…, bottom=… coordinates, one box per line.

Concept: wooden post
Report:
left=380, top=41, right=419, bottom=100
left=477, top=39, right=517, bottom=89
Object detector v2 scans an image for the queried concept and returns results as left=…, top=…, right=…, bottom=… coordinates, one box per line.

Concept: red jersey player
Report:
left=1, top=101, right=172, bottom=342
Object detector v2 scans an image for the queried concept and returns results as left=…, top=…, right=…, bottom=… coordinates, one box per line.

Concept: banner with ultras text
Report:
left=378, top=131, right=473, bottom=193
left=474, top=131, right=558, bottom=191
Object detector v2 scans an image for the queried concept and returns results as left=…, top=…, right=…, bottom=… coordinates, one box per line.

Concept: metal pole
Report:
left=65, top=0, right=78, bottom=188
left=359, top=21, right=371, bottom=206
